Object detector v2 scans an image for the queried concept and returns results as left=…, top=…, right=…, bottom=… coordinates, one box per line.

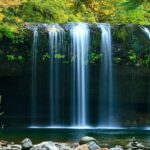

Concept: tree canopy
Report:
left=0, top=0, right=25, bottom=8
left=0, top=0, right=149, bottom=36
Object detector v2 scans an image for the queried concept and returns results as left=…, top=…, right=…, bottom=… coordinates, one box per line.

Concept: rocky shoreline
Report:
left=0, top=136, right=149, bottom=150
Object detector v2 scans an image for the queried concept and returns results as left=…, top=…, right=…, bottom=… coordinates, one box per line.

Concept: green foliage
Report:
left=0, top=0, right=149, bottom=25
left=0, top=0, right=149, bottom=69
left=114, top=57, right=122, bottom=64
left=115, top=0, right=150, bottom=24
left=89, top=52, right=102, bottom=64
left=0, top=23, right=18, bottom=39
left=17, top=55, right=23, bottom=61
left=54, top=53, right=65, bottom=59
left=43, top=52, right=50, bottom=61
left=0, top=49, right=3, bottom=55
left=116, top=27, right=128, bottom=41
left=15, top=0, right=69, bottom=23
left=0, top=0, right=25, bottom=8
left=141, top=54, right=150, bottom=67
left=7, top=54, right=15, bottom=61
left=7, top=54, right=24, bottom=62
left=128, top=50, right=137, bottom=63
left=42, top=53, right=65, bottom=61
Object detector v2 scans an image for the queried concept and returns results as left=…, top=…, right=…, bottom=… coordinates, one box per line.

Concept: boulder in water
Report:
left=79, top=136, right=97, bottom=145
left=126, top=137, right=145, bottom=150
left=21, top=138, right=33, bottom=149
left=88, top=141, right=100, bottom=150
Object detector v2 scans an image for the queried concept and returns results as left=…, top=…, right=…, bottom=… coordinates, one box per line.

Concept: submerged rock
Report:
left=79, top=136, right=97, bottom=145
left=126, top=137, right=145, bottom=150
left=88, top=141, right=100, bottom=150
left=21, top=138, right=33, bottom=149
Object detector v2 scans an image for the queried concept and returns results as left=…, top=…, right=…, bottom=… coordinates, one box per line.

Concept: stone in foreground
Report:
left=79, top=136, right=97, bottom=145
left=34, top=141, right=58, bottom=150
left=88, top=141, right=100, bottom=150
left=126, top=137, right=145, bottom=150
left=21, top=138, right=33, bottom=149
left=110, top=145, right=123, bottom=150
left=74, top=144, right=89, bottom=150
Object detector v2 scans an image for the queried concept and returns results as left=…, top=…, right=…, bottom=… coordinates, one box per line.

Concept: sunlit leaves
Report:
left=0, top=0, right=149, bottom=31
left=0, top=13, right=5, bottom=21
left=0, top=23, right=18, bottom=39
left=0, top=0, right=26, bottom=8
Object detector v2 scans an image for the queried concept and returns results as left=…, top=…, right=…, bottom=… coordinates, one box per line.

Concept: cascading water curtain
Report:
left=70, top=23, right=90, bottom=127
left=140, top=26, right=150, bottom=39
left=28, top=23, right=123, bottom=128
left=140, top=26, right=150, bottom=122
left=47, top=24, right=64, bottom=126
left=97, top=23, right=116, bottom=127
left=31, top=28, right=38, bottom=125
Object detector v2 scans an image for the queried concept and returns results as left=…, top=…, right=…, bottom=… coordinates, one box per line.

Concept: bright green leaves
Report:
left=128, top=50, right=137, bottom=63
left=89, top=52, right=102, bottom=64
left=42, top=52, right=65, bottom=61
left=0, top=0, right=149, bottom=25
left=0, top=23, right=19, bottom=39
left=117, top=0, right=150, bottom=24
left=7, top=54, right=24, bottom=62
left=43, top=53, right=50, bottom=61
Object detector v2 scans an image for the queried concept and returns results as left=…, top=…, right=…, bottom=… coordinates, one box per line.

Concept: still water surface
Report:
left=0, top=129, right=150, bottom=147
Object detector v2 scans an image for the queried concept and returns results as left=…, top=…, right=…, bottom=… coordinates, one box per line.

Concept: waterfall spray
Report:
left=70, top=23, right=90, bottom=127
left=31, top=28, right=38, bottom=125
left=140, top=26, right=150, bottom=39
left=98, top=23, right=115, bottom=127
left=47, top=24, right=64, bottom=126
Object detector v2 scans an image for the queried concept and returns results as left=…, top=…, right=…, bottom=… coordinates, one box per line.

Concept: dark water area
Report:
left=1, top=129, right=150, bottom=147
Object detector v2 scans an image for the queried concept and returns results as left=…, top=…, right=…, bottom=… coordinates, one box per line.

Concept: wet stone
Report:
left=88, top=141, right=100, bottom=150
left=79, top=136, right=97, bottom=145
left=21, top=138, right=33, bottom=149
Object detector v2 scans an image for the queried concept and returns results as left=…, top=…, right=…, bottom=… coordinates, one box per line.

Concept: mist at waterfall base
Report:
left=0, top=23, right=150, bottom=129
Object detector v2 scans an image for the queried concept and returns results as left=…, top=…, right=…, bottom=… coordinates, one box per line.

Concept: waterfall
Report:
left=97, top=23, right=115, bottom=127
left=28, top=23, right=120, bottom=128
left=47, top=24, right=64, bottom=126
left=70, top=23, right=90, bottom=127
left=140, top=26, right=150, bottom=39
left=141, top=27, right=150, bottom=122
left=31, top=28, right=38, bottom=125
left=23, top=23, right=150, bottom=129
